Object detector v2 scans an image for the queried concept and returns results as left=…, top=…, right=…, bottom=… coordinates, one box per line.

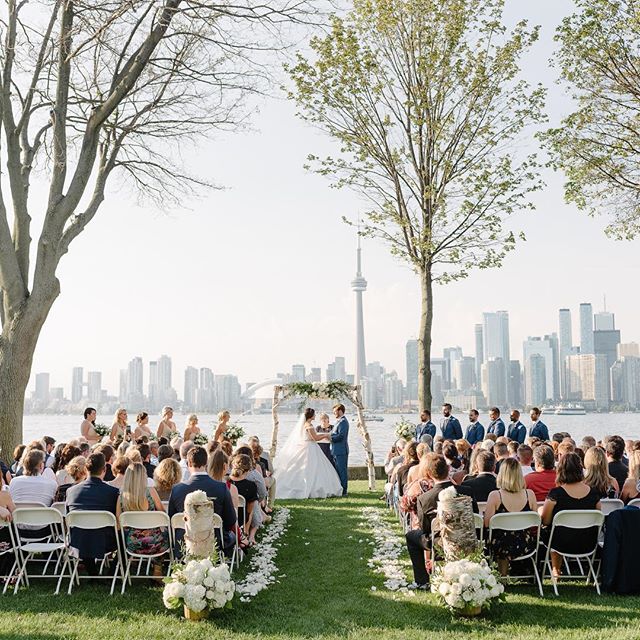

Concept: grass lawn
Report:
left=0, top=481, right=639, bottom=640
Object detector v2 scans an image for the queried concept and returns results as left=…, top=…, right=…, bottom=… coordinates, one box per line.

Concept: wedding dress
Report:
left=274, top=415, right=343, bottom=499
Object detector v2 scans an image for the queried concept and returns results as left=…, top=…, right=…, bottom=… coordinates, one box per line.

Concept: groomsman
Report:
left=465, top=409, right=484, bottom=445
left=487, top=407, right=506, bottom=437
left=507, top=409, right=527, bottom=444
left=415, top=410, right=436, bottom=441
left=440, top=403, right=462, bottom=440
left=529, top=407, right=550, bottom=441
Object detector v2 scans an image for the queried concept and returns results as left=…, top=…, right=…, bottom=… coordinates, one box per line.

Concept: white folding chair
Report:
left=473, top=512, right=484, bottom=545
left=65, top=510, right=123, bottom=595
left=627, top=498, right=640, bottom=508
left=51, top=502, right=66, bottom=517
left=600, top=498, right=624, bottom=516
left=476, top=501, right=487, bottom=516
left=161, top=501, right=169, bottom=511
left=0, top=518, right=20, bottom=595
left=542, top=509, right=605, bottom=596
left=234, top=494, right=247, bottom=569
left=11, top=507, right=69, bottom=595
left=119, top=511, right=172, bottom=593
left=488, top=511, right=543, bottom=596
left=13, top=502, right=47, bottom=509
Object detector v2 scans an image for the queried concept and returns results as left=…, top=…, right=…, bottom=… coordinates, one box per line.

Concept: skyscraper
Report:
left=71, top=366, right=84, bottom=404
left=558, top=308, right=573, bottom=399
left=579, top=303, right=594, bottom=355
left=87, top=371, right=102, bottom=403
left=566, top=354, right=609, bottom=410
left=351, top=234, right=367, bottom=384
left=523, top=336, right=556, bottom=403
left=482, top=311, right=510, bottom=402
left=127, top=357, right=144, bottom=406
left=214, top=374, right=241, bottom=411
left=34, top=372, right=50, bottom=404
left=197, top=367, right=215, bottom=411
left=184, top=366, right=199, bottom=410
left=148, top=361, right=158, bottom=408
left=594, top=311, right=615, bottom=331
left=474, top=324, right=484, bottom=389
left=481, top=358, right=506, bottom=407
left=291, top=364, right=306, bottom=382
left=158, top=355, right=172, bottom=398
left=453, top=357, right=475, bottom=390
left=405, top=339, right=418, bottom=401
left=525, top=354, right=546, bottom=407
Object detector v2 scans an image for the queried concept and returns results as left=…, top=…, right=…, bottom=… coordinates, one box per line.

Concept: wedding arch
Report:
left=269, top=381, right=376, bottom=490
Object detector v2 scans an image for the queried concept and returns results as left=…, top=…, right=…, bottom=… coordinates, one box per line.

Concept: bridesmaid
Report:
left=214, top=410, right=231, bottom=442
left=134, top=412, right=153, bottom=441
left=157, top=406, right=177, bottom=440
left=110, top=408, right=131, bottom=442
left=183, top=414, right=201, bottom=442
left=80, top=407, right=100, bottom=445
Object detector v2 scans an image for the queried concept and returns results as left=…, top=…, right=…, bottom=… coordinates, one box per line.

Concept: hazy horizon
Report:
left=26, top=0, right=640, bottom=398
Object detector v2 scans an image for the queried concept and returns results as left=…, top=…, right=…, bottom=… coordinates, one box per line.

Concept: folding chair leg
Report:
left=55, top=556, right=69, bottom=595
left=587, top=557, right=601, bottom=595
left=532, top=558, right=544, bottom=597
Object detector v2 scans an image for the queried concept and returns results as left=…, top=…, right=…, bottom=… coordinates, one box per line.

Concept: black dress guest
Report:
left=461, top=450, right=497, bottom=502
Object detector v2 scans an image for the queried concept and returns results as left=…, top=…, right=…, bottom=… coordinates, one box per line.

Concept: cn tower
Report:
left=351, top=232, right=367, bottom=384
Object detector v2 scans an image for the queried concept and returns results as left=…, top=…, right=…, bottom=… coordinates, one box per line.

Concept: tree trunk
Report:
left=417, top=267, right=433, bottom=413
left=0, top=283, right=59, bottom=457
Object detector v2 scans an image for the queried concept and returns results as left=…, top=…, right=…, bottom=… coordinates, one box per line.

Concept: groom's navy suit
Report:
left=331, top=415, right=349, bottom=496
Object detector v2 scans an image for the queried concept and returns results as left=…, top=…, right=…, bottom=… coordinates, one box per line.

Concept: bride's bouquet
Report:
left=393, top=417, right=415, bottom=441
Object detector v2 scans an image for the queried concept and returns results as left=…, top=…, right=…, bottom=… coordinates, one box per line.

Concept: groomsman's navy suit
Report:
left=465, top=422, right=485, bottom=446
left=530, top=420, right=550, bottom=442
left=331, top=416, right=350, bottom=495
left=440, top=415, right=463, bottom=440
left=507, top=421, right=527, bottom=444
left=487, top=418, right=506, bottom=437
left=415, top=421, right=436, bottom=441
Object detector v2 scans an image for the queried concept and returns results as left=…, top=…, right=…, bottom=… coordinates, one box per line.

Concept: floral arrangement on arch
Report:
left=431, top=557, right=504, bottom=615
left=224, top=423, right=245, bottom=446
left=192, top=433, right=209, bottom=446
left=282, top=380, right=354, bottom=409
left=163, top=556, right=234, bottom=614
left=393, top=417, right=415, bottom=441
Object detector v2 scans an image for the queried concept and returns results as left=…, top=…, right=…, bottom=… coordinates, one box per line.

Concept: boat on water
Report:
left=554, top=404, right=586, bottom=416
left=354, top=414, right=385, bottom=422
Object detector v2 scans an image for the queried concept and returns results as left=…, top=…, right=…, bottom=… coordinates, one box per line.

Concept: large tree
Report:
left=0, top=0, right=314, bottom=453
left=287, top=0, right=545, bottom=410
left=542, top=0, right=640, bottom=240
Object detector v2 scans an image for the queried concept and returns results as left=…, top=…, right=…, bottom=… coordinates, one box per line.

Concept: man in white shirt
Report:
left=9, top=450, right=57, bottom=506
left=517, top=444, right=534, bottom=477
left=179, top=441, right=194, bottom=483
left=42, top=436, right=56, bottom=468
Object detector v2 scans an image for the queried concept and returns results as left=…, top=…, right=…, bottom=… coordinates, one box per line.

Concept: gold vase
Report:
left=458, top=605, right=482, bottom=617
left=183, top=605, right=210, bottom=621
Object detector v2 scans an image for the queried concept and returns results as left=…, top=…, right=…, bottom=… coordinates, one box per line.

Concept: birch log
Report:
left=269, top=385, right=282, bottom=460
left=352, top=387, right=376, bottom=490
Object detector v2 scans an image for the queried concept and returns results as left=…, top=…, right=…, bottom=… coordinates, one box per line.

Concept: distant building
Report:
left=34, top=372, right=50, bottom=404
left=611, top=357, right=640, bottom=408
left=127, top=357, right=144, bottom=406
left=148, top=361, right=158, bottom=408
left=481, top=358, right=506, bottom=408
left=453, top=357, right=475, bottom=391
left=184, top=366, right=199, bottom=410
left=525, top=354, right=546, bottom=407
left=567, top=354, right=609, bottom=410
left=291, top=364, right=306, bottom=382
left=474, top=324, right=484, bottom=389
left=87, top=371, right=102, bottom=403
left=594, top=311, right=615, bottom=331
left=523, top=336, right=556, bottom=403
left=197, top=367, right=215, bottom=411
left=558, top=308, right=573, bottom=399
left=308, top=368, right=321, bottom=383
left=71, top=367, right=84, bottom=404
left=482, top=311, right=511, bottom=403
left=214, top=374, right=242, bottom=411
left=326, top=356, right=346, bottom=382
left=579, top=303, right=594, bottom=355
left=383, top=373, right=403, bottom=408
left=361, top=377, right=378, bottom=410
left=405, top=339, right=418, bottom=401
left=618, top=342, right=640, bottom=358
left=509, top=360, right=522, bottom=407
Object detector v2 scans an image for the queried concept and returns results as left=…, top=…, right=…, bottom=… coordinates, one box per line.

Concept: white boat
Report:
left=354, top=414, right=385, bottom=422
left=554, top=404, right=586, bottom=415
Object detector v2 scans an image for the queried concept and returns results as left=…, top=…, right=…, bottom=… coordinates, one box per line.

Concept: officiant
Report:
left=316, top=413, right=336, bottom=468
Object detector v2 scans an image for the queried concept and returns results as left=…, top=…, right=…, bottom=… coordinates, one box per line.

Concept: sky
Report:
left=26, top=0, right=640, bottom=397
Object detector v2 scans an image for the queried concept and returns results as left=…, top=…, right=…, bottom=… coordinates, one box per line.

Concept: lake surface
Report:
left=21, top=411, right=640, bottom=466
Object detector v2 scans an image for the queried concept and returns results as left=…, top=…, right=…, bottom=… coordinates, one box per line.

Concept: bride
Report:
left=274, top=408, right=343, bottom=499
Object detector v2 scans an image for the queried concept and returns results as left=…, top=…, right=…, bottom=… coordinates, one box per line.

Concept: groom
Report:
left=331, top=404, right=349, bottom=496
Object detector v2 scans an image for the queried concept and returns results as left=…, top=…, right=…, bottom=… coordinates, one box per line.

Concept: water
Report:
left=20, top=411, right=640, bottom=465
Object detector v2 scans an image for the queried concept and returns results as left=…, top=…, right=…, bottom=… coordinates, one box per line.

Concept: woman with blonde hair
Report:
left=620, top=450, right=640, bottom=503
left=214, top=410, right=231, bottom=442
left=183, top=414, right=201, bottom=442
left=110, top=408, right=131, bottom=442
left=406, top=442, right=430, bottom=484
left=54, top=456, right=88, bottom=502
left=157, top=406, right=177, bottom=440
left=584, top=446, right=619, bottom=499
left=484, top=457, right=538, bottom=576
left=208, top=449, right=239, bottom=508
left=153, top=458, right=182, bottom=501
left=117, top=463, right=167, bottom=578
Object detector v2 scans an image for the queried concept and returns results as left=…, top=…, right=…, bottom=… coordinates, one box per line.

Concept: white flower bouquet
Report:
left=431, top=557, right=504, bottom=615
left=163, top=556, right=234, bottom=619
left=224, top=423, right=245, bottom=446
left=93, top=423, right=110, bottom=438
left=192, top=432, right=209, bottom=446
left=393, top=417, right=415, bottom=441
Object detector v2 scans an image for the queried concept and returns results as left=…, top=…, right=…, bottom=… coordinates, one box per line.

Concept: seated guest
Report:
left=168, top=446, right=236, bottom=554
left=507, top=441, right=518, bottom=457
left=401, top=454, right=433, bottom=530
left=407, top=443, right=430, bottom=485
left=442, top=442, right=462, bottom=472
left=525, top=445, right=556, bottom=502
left=157, top=444, right=174, bottom=464
left=95, top=444, right=115, bottom=482
left=541, top=452, right=601, bottom=579
left=136, top=443, right=155, bottom=479
left=107, top=455, right=131, bottom=490
left=517, top=445, right=534, bottom=477
left=54, top=444, right=81, bottom=486
left=153, top=458, right=182, bottom=501
left=66, top=453, right=120, bottom=575
left=606, top=436, right=629, bottom=492
left=116, top=462, right=168, bottom=579
left=178, top=441, right=195, bottom=483
left=229, top=454, right=259, bottom=547
left=235, top=446, right=268, bottom=514
left=209, top=449, right=239, bottom=506
left=584, top=446, right=619, bottom=499
left=393, top=442, right=420, bottom=497
left=0, top=476, right=15, bottom=573
left=54, top=456, right=88, bottom=502
left=250, top=441, right=275, bottom=509
left=462, top=450, right=497, bottom=502
left=385, top=440, right=406, bottom=478
left=20, top=442, right=56, bottom=483
left=557, top=440, right=575, bottom=460
left=9, top=444, right=26, bottom=478
left=9, top=450, right=57, bottom=506
left=42, top=436, right=56, bottom=468
left=493, top=442, right=510, bottom=474
left=620, top=450, right=640, bottom=503
left=582, top=435, right=597, bottom=450
left=484, top=458, right=538, bottom=576
left=405, top=454, right=476, bottom=588
left=149, top=441, right=160, bottom=466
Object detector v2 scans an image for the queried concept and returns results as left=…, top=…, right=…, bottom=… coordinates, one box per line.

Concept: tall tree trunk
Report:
left=418, top=267, right=433, bottom=413
left=0, top=283, right=59, bottom=457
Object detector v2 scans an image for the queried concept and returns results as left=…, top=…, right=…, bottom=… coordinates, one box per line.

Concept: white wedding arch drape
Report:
left=269, top=382, right=376, bottom=490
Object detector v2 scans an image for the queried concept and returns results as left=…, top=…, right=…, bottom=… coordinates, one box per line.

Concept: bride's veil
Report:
left=274, top=413, right=307, bottom=468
